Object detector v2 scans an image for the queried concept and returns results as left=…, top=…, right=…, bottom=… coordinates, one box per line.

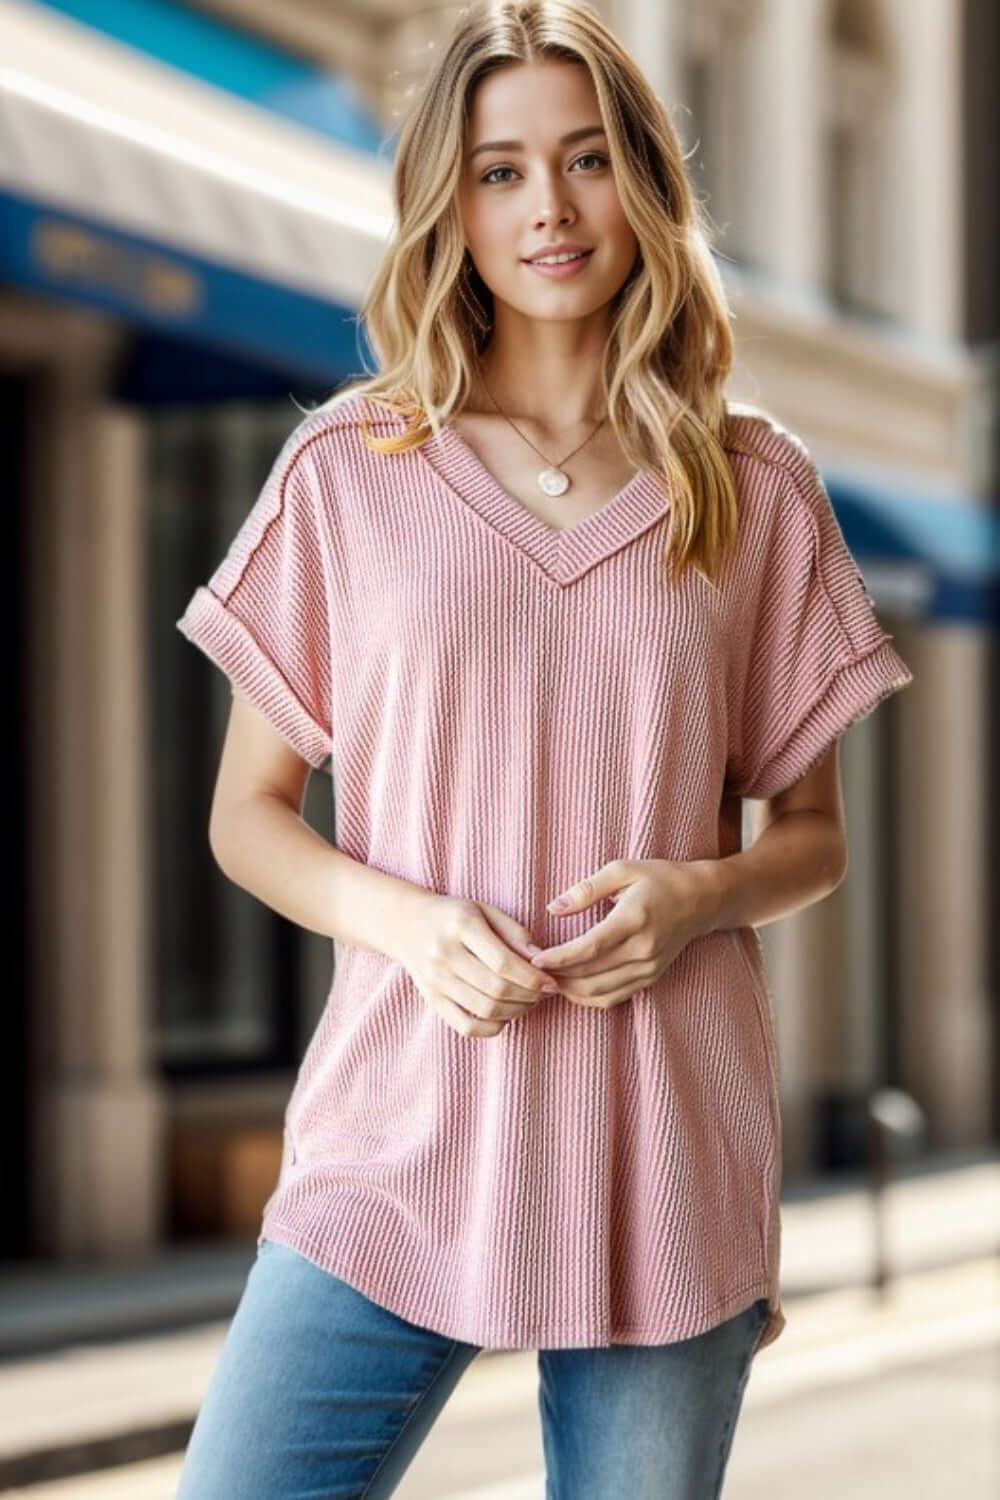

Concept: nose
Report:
left=531, top=201, right=574, bottom=230
left=529, top=168, right=576, bottom=229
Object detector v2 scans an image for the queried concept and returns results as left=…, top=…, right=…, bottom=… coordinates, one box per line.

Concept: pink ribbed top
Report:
left=176, top=390, right=914, bottom=1352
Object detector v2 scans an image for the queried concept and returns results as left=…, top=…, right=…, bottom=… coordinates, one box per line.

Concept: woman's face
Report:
left=456, top=60, right=639, bottom=326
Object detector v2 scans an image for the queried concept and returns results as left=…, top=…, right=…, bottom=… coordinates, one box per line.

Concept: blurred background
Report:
left=0, top=0, right=997, bottom=1495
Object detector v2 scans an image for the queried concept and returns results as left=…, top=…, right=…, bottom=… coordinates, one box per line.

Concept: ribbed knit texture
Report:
left=176, top=392, right=914, bottom=1352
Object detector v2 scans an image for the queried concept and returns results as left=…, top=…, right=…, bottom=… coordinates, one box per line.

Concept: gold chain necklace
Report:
left=475, top=362, right=607, bottom=496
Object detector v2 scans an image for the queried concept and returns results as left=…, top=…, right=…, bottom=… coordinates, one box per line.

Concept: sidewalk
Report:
left=0, top=1146, right=996, bottom=1490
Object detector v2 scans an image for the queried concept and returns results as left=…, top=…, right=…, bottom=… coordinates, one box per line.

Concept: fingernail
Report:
left=548, top=897, right=569, bottom=911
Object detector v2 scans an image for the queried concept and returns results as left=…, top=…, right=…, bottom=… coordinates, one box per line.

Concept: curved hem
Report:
left=257, top=1216, right=782, bottom=1352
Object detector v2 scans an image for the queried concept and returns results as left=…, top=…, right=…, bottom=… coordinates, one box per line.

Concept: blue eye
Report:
left=479, top=152, right=608, bottom=185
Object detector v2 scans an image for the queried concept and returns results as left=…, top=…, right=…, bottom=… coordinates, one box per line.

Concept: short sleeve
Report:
left=727, top=446, right=914, bottom=801
left=175, top=430, right=333, bottom=769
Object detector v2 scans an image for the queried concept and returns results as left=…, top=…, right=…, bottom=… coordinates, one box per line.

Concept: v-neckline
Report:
left=415, top=420, right=673, bottom=586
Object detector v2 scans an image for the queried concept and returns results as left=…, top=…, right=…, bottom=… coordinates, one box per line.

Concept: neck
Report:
left=468, top=339, right=609, bottom=436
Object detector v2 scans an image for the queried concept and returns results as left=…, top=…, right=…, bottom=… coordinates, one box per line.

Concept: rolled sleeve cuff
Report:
left=733, top=637, right=913, bottom=801
left=176, top=586, right=332, bottom=771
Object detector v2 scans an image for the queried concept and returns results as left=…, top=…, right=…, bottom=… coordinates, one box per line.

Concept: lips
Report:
left=532, top=251, right=592, bottom=264
left=523, top=248, right=594, bottom=263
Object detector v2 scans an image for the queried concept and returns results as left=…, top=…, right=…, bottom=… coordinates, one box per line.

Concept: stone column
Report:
left=881, top=0, right=963, bottom=338
left=740, top=0, right=827, bottom=290
left=22, top=303, right=165, bottom=1256
left=616, top=0, right=684, bottom=124
left=896, top=622, right=991, bottom=1143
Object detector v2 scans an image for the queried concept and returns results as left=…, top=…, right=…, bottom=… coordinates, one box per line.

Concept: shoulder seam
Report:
left=291, top=391, right=412, bottom=435
left=269, top=397, right=403, bottom=484
left=217, top=425, right=325, bottom=607
left=725, top=419, right=826, bottom=516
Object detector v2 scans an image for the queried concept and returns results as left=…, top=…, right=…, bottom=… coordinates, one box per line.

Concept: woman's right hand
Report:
left=393, top=894, right=560, bottom=1038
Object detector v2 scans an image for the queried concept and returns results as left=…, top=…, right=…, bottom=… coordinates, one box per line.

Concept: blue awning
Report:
left=0, top=0, right=391, bottom=382
left=30, top=0, right=386, bottom=153
left=826, top=467, right=999, bottom=625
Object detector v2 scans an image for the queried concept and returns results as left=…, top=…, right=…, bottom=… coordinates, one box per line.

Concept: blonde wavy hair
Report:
left=311, top=0, right=750, bottom=584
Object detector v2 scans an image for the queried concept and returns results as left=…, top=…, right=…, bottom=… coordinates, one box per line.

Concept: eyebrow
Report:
left=465, top=125, right=607, bottom=162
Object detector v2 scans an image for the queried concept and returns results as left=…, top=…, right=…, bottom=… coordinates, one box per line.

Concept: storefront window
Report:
left=148, top=400, right=332, bottom=1072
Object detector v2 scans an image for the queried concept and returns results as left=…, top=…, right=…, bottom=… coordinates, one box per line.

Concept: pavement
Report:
left=0, top=1146, right=997, bottom=1493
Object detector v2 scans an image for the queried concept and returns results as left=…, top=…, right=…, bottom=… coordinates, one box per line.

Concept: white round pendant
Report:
left=538, top=467, right=570, bottom=496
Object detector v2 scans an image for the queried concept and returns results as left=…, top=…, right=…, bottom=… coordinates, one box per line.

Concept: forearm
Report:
left=691, top=809, right=848, bottom=935
left=210, top=793, right=435, bottom=960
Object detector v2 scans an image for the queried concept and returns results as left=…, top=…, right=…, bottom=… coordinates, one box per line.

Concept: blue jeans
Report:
left=175, top=1237, right=769, bottom=1500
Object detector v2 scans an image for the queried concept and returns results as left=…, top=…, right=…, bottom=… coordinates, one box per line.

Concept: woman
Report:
left=174, top=2, right=914, bottom=1496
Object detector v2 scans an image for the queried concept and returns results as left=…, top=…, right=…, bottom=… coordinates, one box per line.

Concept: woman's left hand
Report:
left=528, top=858, right=716, bottom=1010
